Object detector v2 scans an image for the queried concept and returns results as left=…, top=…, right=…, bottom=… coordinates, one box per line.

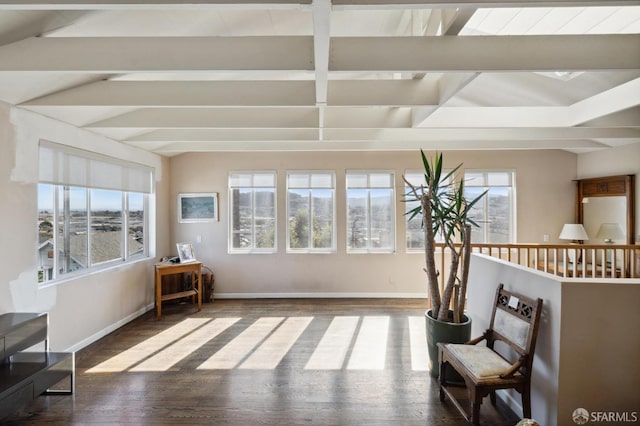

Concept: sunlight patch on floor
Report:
left=408, top=315, right=429, bottom=371
left=87, top=315, right=434, bottom=373
left=130, top=317, right=241, bottom=372
left=197, top=317, right=284, bottom=370
left=86, top=318, right=210, bottom=373
left=347, top=316, right=389, bottom=370
left=304, top=316, right=359, bottom=370
left=239, top=317, right=313, bottom=370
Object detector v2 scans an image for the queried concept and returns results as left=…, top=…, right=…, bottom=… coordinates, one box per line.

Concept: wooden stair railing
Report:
left=429, top=243, right=639, bottom=289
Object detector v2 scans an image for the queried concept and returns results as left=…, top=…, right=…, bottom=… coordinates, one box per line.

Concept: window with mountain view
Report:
left=229, top=172, right=277, bottom=253
left=346, top=171, right=395, bottom=253
left=464, top=170, right=516, bottom=243
left=287, top=172, right=335, bottom=252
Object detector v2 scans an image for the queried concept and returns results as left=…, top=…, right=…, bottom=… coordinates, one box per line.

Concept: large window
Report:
left=229, top=172, right=277, bottom=253
left=403, top=171, right=451, bottom=251
left=287, top=172, right=335, bottom=252
left=37, top=141, right=152, bottom=284
left=464, top=170, right=516, bottom=243
left=404, top=171, right=425, bottom=251
left=346, top=171, right=395, bottom=253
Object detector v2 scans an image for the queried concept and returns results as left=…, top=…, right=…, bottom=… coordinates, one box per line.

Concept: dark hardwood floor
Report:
left=4, top=299, right=520, bottom=425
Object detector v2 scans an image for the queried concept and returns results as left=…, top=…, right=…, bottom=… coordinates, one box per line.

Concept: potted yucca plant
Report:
left=404, top=150, right=487, bottom=377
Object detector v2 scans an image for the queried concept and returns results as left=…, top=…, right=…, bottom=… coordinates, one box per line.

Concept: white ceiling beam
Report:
left=125, top=128, right=320, bottom=142
left=143, top=139, right=609, bottom=154
left=578, top=107, right=640, bottom=128
left=325, top=107, right=412, bottom=128
left=312, top=0, right=331, bottom=139
left=22, top=79, right=440, bottom=107
left=328, top=80, right=438, bottom=106
left=3, top=35, right=637, bottom=73
left=417, top=81, right=640, bottom=128
left=423, top=9, right=441, bottom=36
left=86, top=108, right=320, bottom=128
left=412, top=8, right=477, bottom=124
left=412, top=72, right=478, bottom=126
left=87, top=106, right=640, bottom=137
left=0, top=0, right=312, bottom=10
left=441, top=7, right=476, bottom=35
left=330, top=35, right=640, bottom=72
left=322, top=127, right=640, bottom=141
left=312, top=0, right=330, bottom=106
left=437, top=73, right=478, bottom=104
left=124, top=125, right=636, bottom=144
left=0, top=36, right=314, bottom=72
left=89, top=107, right=419, bottom=129
left=1, top=0, right=635, bottom=9
left=22, top=81, right=317, bottom=107
left=332, top=1, right=640, bottom=9
left=569, top=77, right=640, bottom=126
left=419, top=106, right=571, bottom=127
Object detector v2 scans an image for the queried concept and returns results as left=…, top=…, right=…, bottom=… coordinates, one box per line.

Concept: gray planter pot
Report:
left=425, top=309, right=472, bottom=378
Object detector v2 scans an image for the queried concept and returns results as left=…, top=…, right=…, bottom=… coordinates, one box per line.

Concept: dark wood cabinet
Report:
left=0, top=313, right=74, bottom=420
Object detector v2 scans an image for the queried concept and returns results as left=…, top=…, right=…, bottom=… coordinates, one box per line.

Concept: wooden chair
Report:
left=437, top=284, right=543, bottom=425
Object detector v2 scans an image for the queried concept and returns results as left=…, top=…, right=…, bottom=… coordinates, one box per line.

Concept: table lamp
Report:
left=559, top=224, right=589, bottom=243
left=595, top=223, right=624, bottom=244
left=559, top=224, right=589, bottom=263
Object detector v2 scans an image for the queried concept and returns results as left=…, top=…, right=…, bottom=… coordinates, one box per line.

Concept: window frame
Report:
left=345, top=170, right=396, bottom=254
left=37, top=140, right=153, bottom=285
left=463, top=169, right=517, bottom=244
left=228, top=171, right=278, bottom=254
left=403, top=169, right=451, bottom=252
left=37, top=183, right=150, bottom=285
left=286, top=171, right=336, bottom=253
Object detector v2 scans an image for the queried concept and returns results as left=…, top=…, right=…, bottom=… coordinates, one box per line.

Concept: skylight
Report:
left=461, top=6, right=640, bottom=36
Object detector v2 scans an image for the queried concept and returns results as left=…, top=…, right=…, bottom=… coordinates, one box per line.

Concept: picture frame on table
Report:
left=178, top=193, right=218, bottom=223
left=176, top=242, right=196, bottom=263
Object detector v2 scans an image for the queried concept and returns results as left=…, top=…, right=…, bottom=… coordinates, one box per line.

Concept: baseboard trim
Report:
left=65, top=303, right=154, bottom=353
left=497, top=389, right=524, bottom=418
left=214, top=292, right=427, bottom=299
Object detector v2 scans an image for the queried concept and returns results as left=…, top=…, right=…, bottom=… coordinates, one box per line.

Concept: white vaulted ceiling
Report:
left=0, top=1, right=639, bottom=156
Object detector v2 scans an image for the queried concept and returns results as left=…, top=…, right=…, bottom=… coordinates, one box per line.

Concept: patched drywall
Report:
left=0, top=103, right=169, bottom=351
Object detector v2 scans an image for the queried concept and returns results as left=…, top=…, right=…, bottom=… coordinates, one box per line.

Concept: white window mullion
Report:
left=251, top=190, right=256, bottom=249
left=122, top=192, right=128, bottom=261
left=366, top=190, right=372, bottom=250
left=52, top=186, right=59, bottom=280
left=308, top=190, right=313, bottom=249
left=87, top=188, right=93, bottom=266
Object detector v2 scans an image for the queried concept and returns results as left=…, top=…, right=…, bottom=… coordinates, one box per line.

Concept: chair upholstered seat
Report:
left=444, top=344, right=514, bottom=378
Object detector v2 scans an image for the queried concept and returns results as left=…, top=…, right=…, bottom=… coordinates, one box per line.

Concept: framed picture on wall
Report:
left=176, top=242, right=196, bottom=263
left=178, top=193, right=218, bottom=223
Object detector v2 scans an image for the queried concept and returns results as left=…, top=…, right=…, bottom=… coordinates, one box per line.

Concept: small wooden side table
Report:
left=154, top=261, right=202, bottom=319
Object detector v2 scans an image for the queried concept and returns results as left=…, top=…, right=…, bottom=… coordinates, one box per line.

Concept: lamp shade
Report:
left=559, top=224, right=589, bottom=241
left=595, top=223, right=624, bottom=243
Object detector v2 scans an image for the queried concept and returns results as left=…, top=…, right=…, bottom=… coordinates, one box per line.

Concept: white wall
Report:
left=169, top=150, right=578, bottom=298
left=0, top=103, right=170, bottom=351
left=469, top=254, right=640, bottom=426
